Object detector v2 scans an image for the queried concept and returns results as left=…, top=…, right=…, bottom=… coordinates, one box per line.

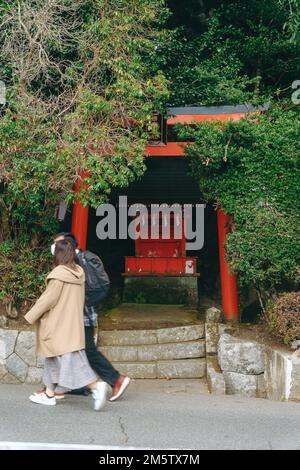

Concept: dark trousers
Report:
left=85, top=326, right=120, bottom=388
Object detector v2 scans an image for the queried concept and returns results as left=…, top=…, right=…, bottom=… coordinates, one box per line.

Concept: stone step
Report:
left=112, top=359, right=206, bottom=379
left=98, top=340, right=205, bottom=362
left=98, top=324, right=204, bottom=347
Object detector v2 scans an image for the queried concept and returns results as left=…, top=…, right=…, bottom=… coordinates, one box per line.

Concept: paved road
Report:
left=0, top=380, right=300, bottom=450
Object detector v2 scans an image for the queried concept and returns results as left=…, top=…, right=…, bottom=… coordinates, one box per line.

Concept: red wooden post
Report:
left=71, top=175, right=89, bottom=250
left=217, top=209, right=239, bottom=320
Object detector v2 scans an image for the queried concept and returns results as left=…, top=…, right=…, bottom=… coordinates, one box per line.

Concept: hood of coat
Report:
left=46, top=265, right=85, bottom=285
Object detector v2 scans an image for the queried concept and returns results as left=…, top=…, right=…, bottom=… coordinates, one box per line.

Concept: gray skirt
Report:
left=43, top=350, right=98, bottom=391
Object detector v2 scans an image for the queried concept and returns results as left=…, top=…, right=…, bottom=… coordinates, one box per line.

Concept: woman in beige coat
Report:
left=25, top=239, right=107, bottom=410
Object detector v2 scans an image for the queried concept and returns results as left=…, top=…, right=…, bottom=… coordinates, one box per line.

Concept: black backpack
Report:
left=78, top=250, right=110, bottom=307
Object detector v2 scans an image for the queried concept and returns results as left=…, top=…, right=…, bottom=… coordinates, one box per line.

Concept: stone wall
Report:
left=1, top=317, right=300, bottom=402
left=216, top=332, right=300, bottom=401
left=0, top=330, right=43, bottom=384
left=203, top=310, right=300, bottom=402
left=217, top=334, right=265, bottom=398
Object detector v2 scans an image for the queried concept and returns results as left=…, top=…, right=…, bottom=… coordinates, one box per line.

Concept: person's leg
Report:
left=85, top=326, right=120, bottom=387
left=45, top=386, right=55, bottom=397
left=53, top=385, right=68, bottom=399
left=33, top=384, right=66, bottom=399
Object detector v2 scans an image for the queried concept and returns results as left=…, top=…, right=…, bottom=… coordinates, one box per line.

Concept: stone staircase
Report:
left=97, top=323, right=206, bottom=379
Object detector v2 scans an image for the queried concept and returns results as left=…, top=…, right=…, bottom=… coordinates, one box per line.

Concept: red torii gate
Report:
left=71, top=105, right=259, bottom=321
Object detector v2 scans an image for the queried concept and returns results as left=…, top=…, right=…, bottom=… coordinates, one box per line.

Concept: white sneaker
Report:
left=92, top=382, right=107, bottom=411
left=29, top=392, right=56, bottom=406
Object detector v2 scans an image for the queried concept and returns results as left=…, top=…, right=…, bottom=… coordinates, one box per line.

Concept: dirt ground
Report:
left=0, top=301, right=32, bottom=331
left=224, top=321, right=289, bottom=351
left=5, top=316, right=32, bottom=332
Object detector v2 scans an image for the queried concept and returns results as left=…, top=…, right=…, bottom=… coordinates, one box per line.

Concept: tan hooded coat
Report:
left=25, top=265, right=85, bottom=358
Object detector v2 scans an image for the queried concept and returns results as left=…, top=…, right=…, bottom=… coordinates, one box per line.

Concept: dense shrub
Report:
left=0, top=241, right=51, bottom=309
left=0, top=0, right=169, bottom=306
left=265, top=292, right=300, bottom=344
left=180, top=107, right=300, bottom=293
left=163, top=0, right=300, bottom=105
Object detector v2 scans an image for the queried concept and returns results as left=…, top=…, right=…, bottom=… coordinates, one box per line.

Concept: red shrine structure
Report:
left=71, top=105, right=262, bottom=321
left=124, top=211, right=198, bottom=278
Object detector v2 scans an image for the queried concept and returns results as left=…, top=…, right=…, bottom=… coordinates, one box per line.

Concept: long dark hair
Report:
left=54, top=239, right=77, bottom=269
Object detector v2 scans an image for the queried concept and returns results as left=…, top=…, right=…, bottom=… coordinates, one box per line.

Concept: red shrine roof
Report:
left=146, top=104, right=268, bottom=157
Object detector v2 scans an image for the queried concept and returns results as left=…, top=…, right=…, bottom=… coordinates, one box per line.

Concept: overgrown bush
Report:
left=180, top=106, right=300, bottom=294
left=162, top=0, right=300, bottom=105
left=0, top=0, right=169, bottom=307
left=0, top=241, right=51, bottom=309
left=265, top=292, right=300, bottom=344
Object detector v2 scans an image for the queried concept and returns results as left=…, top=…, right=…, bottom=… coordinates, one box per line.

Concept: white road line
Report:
left=0, top=441, right=155, bottom=450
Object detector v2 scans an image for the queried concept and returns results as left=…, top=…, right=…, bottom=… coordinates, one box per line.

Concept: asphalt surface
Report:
left=0, top=380, right=300, bottom=450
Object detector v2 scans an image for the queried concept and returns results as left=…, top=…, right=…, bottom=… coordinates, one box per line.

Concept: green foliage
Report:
left=226, top=208, right=299, bottom=288
left=0, top=240, right=51, bottom=306
left=166, top=0, right=300, bottom=298
left=134, top=292, right=147, bottom=304
left=163, top=0, right=300, bottom=105
left=180, top=105, right=300, bottom=289
left=0, top=0, right=170, bottom=208
left=160, top=20, right=255, bottom=106
left=281, top=0, right=300, bottom=43
left=0, top=0, right=169, bottom=306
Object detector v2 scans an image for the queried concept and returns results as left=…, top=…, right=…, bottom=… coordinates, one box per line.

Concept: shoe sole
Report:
left=109, top=377, right=131, bottom=402
left=29, top=395, right=56, bottom=406
left=33, top=392, right=65, bottom=400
